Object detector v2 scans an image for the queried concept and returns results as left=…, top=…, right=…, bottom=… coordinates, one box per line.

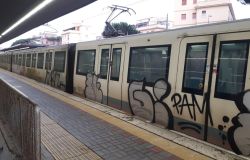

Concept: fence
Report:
left=0, top=79, right=40, bottom=160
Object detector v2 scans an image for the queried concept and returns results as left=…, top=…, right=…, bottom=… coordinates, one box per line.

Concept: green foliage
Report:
left=102, top=22, right=140, bottom=38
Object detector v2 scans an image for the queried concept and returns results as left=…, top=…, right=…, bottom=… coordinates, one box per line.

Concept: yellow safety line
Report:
left=0, top=69, right=212, bottom=160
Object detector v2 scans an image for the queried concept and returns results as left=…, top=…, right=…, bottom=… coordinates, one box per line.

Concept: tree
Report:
left=102, top=22, right=140, bottom=38
left=238, top=0, right=250, bottom=4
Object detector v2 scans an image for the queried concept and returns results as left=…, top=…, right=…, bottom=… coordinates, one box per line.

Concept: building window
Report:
left=193, top=0, right=197, bottom=4
left=54, top=51, right=66, bottom=72
left=202, top=10, right=206, bottom=18
left=181, top=14, right=186, bottom=20
left=192, top=13, right=197, bottom=19
left=215, top=41, right=249, bottom=100
left=76, top=50, right=96, bottom=75
left=182, top=43, right=208, bottom=95
left=182, top=0, right=187, bottom=5
left=128, top=45, right=171, bottom=86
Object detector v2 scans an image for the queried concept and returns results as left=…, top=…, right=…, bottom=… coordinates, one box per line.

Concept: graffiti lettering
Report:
left=171, top=93, right=210, bottom=122
left=45, top=70, right=65, bottom=89
left=128, top=79, right=174, bottom=129
left=228, top=90, right=250, bottom=156
left=84, top=73, right=103, bottom=103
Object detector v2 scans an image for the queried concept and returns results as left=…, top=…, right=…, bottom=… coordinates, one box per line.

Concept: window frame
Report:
left=192, top=12, right=197, bottom=19
left=214, top=40, right=249, bottom=100
left=182, top=42, right=209, bottom=95
left=182, top=0, right=187, bottom=5
left=127, top=44, right=172, bottom=87
left=99, top=49, right=110, bottom=79
left=110, top=48, right=122, bottom=81
left=37, top=53, right=44, bottom=69
left=202, top=10, right=206, bottom=18
left=22, top=54, right=26, bottom=66
left=45, top=52, right=53, bottom=70
left=76, top=49, right=96, bottom=76
left=18, top=54, right=22, bottom=65
left=31, top=53, right=37, bottom=68
left=53, top=51, right=66, bottom=72
left=26, top=54, right=31, bottom=67
left=181, top=14, right=186, bottom=20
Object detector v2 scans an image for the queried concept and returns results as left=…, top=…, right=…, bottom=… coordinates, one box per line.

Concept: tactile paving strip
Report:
left=41, top=112, right=103, bottom=160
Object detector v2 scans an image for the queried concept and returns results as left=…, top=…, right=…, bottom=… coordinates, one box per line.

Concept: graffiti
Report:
left=218, top=116, right=230, bottom=145
left=84, top=73, right=103, bottom=103
left=128, top=80, right=154, bottom=122
left=171, top=93, right=210, bottom=121
left=154, top=79, right=173, bottom=129
left=228, top=90, right=250, bottom=156
left=178, top=122, right=202, bottom=134
left=171, top=92, right=213, bottom=136
left=45, top=70, right=65, bottom=89
left=128, top=79, right=173, bottom=129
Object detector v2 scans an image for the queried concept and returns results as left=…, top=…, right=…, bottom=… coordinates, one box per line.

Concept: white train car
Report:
left=5, top=44, right=75, bottom=92
left=0, top=52, right=11, bottom=70
left=73, top=19, right=250, bottom=155
left=1, top=19, right=250, bottom=156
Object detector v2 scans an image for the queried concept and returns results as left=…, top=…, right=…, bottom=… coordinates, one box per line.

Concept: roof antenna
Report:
left=105, top=5, right=136, bottom=36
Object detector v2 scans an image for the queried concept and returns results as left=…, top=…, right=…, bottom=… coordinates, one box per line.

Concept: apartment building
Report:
left=174, top=0, right=235, bottom=28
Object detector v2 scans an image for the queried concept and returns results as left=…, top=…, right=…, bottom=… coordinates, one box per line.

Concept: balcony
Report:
left=196, top=0, right=231, bottom=8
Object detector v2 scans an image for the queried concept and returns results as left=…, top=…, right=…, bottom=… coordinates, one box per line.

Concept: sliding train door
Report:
left=97, top=44, right=125, bottom=109
left=208, top=32, right=250, bottom=149
left=174, top=35, right=214, bottom=140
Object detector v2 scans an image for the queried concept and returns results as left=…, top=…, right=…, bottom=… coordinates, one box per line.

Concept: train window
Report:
left=12, top=55, right=15, bottom=64
left=37, top=53, right=44, bottom=69
left=128, top=45, right=171, bottom=86
left=32, top=53, right=37, bottom=68
left=22, top=54, right=26, bottom=66
left=18, top=54, right=22, bottom=65
left=54, top=51, right=66, bottom=72
left=99, top=49, right=109, bottom=79
left=110, top=48, right=122, bottom=81
left=215, top=41, right=249, bottom=100
left=26, top=54, right=31, bottom=67
left=182, top=43, right=208, bottom=95
left=76, top=50, right=96, bottom=75
left=45, top=52, right=52, bottom=70
left=15, top=55, right=18, bottom=64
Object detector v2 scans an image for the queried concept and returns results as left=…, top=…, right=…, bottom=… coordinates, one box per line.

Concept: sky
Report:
left=1, top=0, right=250, bottom=48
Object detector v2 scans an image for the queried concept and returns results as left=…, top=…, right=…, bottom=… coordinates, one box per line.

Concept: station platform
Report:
left=0, top=69, right=246, bottom=160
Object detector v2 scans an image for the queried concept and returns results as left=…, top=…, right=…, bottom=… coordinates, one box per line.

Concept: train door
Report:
left=97, top=44, right=125, bottom=109
left=174, top=35, right=214, bottom=140
left=209, top=33, right=250, bottom=147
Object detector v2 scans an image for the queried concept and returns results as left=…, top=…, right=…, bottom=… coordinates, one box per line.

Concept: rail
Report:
left=0, top=79, right=40, bottom=160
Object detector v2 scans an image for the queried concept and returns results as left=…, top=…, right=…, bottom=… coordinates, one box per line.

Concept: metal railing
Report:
left=0, top=79, right=40, bottom=160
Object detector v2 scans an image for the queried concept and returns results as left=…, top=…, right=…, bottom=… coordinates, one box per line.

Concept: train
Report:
left=1, top=19, right=250, bottom=156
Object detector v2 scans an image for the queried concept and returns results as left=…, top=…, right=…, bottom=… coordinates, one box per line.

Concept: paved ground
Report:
left=0, top=72, right=186, bottom=160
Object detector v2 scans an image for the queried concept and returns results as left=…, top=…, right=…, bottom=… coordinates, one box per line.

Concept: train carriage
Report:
left=1, top=19, right=250, bottom=156
left=73, top=19, right=250, bottom=155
